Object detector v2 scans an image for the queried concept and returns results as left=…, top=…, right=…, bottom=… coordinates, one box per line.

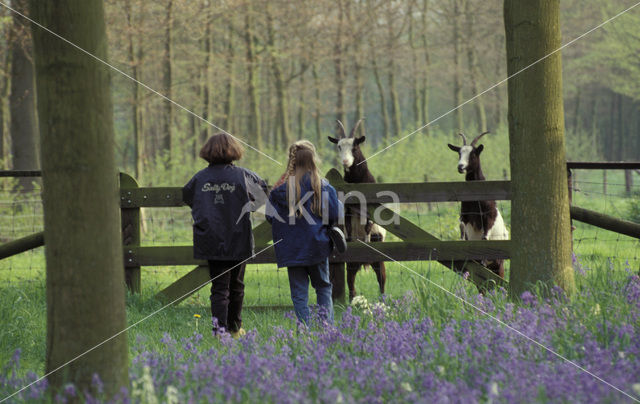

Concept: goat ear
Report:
left=447, top=144, right=460, bottom=152
left=354, top=136, right=366, bottom=145
left=328, top=136, right=339, bottom=144
left=476, top=144, right=484, bottom=154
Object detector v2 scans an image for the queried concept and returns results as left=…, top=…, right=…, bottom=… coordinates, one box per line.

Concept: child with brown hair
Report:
left=183, top=133, right=267, bottom=337
left=267, top=141, right=343, bottom=325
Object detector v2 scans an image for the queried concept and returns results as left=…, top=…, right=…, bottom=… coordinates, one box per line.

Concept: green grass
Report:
left=1, top=131, right=639, bottom=382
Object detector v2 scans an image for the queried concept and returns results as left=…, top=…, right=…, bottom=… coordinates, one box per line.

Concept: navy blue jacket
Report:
left=266, top=174, right=343, bottom=268
left=183, top=164, right=266, bottom=260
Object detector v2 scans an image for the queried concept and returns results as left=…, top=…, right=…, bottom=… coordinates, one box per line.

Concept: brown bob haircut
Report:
left=199, top=133, right=244, bottom=164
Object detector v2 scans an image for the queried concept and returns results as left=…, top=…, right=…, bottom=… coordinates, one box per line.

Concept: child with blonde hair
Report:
left=267, top=141, right=342, bottom=325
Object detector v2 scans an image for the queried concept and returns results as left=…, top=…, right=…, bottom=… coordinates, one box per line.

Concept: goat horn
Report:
left=457, top=133, right=468, bottom=145
left=349, top=118, right=364, bottom=138
left=336, top=120, right=347, bottom=139
left=471, top=131, right=490, bottom=146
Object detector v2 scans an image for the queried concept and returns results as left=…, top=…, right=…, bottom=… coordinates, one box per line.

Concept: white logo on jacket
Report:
left=202, top=182, right=236, bottom=193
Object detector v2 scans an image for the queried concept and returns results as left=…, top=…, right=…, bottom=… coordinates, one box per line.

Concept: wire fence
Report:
left=1, top=168, right=638, bottom=305
left=0, top=177, right=44, bottom=288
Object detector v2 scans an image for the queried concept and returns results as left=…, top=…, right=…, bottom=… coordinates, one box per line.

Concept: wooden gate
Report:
left=120, top=168, right=510, bottom=304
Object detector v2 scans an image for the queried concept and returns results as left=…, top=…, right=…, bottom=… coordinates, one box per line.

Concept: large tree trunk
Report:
left=504, top=0, right=574, bottom=297
left=9, top=0, right=39, bottom=191
left=30, top=0, right=129, bottom=395
left=244, top=6, right=261, bottom=148
left=160, top=0, right=173, bottom=161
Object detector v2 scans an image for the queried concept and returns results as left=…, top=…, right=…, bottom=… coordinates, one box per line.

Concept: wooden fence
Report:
left=2, top=162, right=640, bottom=305
left=121, top=168, right=509, bottom=304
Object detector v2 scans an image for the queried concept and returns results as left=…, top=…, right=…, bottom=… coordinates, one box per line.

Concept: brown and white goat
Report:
left=328, top=119, right=387, bottom=300
left=447, top=132, right=508, bottom=278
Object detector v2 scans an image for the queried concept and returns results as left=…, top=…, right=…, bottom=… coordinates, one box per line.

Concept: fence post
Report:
left=120, top=172, right=141, bottom=293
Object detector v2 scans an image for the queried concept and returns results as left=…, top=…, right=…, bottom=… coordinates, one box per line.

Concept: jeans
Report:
left=287, top=258, right=334, bottom=325
left=208, top=260, right=245, bottom=333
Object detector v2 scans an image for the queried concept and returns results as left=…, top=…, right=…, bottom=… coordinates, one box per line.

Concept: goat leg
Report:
left=346, top=263, right=360, bottom=301
left=372, top=261, right=386, bottom=295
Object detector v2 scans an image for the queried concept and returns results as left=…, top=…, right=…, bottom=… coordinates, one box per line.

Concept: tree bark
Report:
left=420, top=0, right=430, bottom=134
left=135, top=1, right=145, bottom=178
left=160, top=0, right=173, bottom=161
left=372, top=56, right=390, bottom=141
left=0, top=29, right=9, bottom=167
left=572, top=88, right=580, bottom=136
left=124, top=0, right=143, bottom=180
left=9, top=0, right=39, bottom=190
left=464, top=1, right=487, bottom=132
left=409, top=3, right=421, bottom=126
left=504, top=0, right=574, bottom=297
left=266, top=7, right=291, bottom=148
left=590, top=97, right=598, bottom=151
left=334, top=1, right=346, bottom=126
left=244, top=5, right=261, bottom=148
left=30, top=0, right=129, bottom=395
left=494, top=31, right=505, bottom=128
left=452, top=0, right=463, bottom=131
left=223, top=20, right=235, bottom=134
left=312, top=63, right=322, bottom=145
left=353, top=41, right=364, bottom=137
left=297, top=66, right=306, bottom=139
left=200, top=2, right=211, bottom=146
left=388, top=64, right=402, bottom=137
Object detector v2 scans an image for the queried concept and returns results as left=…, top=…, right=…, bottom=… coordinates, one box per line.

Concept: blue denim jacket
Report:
left=267, top=174, right=343, bottom=268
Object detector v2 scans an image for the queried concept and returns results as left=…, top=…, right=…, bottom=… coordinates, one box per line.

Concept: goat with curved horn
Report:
left=458, top=133, right=468, bottom=145
left=470, top=131, right=490, bottom=146
left=336, top=120, right=347, bottom=139
left=349, top=118, right=364, bottom=138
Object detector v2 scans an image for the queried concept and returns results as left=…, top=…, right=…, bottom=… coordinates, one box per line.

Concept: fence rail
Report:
left=2, top=161, right=640, bottom=304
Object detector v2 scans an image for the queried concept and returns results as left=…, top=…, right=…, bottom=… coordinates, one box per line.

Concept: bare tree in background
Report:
left=9, top=0, right=39, bottom=190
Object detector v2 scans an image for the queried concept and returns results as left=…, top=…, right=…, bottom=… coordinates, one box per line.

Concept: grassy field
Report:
left=1, top=137, right=639, bottom=401
left=1, top=168, right=638, bottom=370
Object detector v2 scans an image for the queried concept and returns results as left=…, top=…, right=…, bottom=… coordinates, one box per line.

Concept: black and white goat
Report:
left=448, top=132, right=508, bottom=278
left=328, top=119, right=387, bottom=299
